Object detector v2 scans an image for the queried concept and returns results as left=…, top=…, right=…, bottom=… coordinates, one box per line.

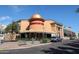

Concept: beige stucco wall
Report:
left=53, top=24, right=64, bottom=38
left=19, top=20, right=64, bottom=38
left=19, top=20, right=29, bottom=32
left=44, top=20, right=55, bottom=33
left=44, top=20, right=64, bottom=38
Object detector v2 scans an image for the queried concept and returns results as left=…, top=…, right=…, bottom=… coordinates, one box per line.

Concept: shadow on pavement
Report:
left=58, top=46, right=79, bottom=54
left=42, top=46, right=79, bottom=54
left=42, top=40, right=79, bottom=54
left=64, top=41, right=79, bottom=48
left=42, top=48, right=72, bottom=54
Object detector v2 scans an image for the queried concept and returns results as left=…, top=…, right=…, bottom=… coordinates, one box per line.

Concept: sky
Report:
left=0, top=5, right=79, bottom=32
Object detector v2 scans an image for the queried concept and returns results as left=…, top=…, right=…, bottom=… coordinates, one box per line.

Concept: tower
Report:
left=29, top=14, right=44, bottom=31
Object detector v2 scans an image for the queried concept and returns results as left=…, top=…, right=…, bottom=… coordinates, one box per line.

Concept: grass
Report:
left=0, top=48, right=5, bottom=51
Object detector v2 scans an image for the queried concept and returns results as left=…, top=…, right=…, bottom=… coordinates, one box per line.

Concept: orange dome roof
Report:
left=31, top=14, right=42, bottom=19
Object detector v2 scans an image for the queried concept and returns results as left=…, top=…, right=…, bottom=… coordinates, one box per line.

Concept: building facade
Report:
left=17, top=14, right=64, bottom=40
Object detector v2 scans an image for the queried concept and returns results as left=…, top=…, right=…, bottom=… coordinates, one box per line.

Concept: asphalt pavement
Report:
left=0, top=39, right=79, bottom=54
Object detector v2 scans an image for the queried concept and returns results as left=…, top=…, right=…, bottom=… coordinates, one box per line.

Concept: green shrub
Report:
left=41, top=38, right=50, bottom=43
left=70, top=37, right=75, bottom=40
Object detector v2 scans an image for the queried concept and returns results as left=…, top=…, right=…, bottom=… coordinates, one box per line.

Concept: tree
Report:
left=78, top=33, right=79, bottom=38
left=5, top=22, right=18, bottom=33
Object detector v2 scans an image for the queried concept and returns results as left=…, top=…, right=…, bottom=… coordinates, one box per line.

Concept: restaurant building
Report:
left=17, top=14, right=64, bottom=40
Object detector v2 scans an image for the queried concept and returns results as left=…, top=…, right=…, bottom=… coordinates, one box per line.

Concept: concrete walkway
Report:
left=0, top=41, right=51, bottom=50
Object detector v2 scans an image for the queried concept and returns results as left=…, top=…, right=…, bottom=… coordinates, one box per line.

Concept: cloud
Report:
left=0, top=16, right=11, bottom=21
left=0, top=16, right=12, bottom=25
left=9, top=5, right=22, bottom=12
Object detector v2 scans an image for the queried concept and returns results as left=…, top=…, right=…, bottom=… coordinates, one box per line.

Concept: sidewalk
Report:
left=0, top=41, right=51, bottom=50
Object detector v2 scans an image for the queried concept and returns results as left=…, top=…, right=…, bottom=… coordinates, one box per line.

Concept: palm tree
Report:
left=76, top=8, right=79, bottom=39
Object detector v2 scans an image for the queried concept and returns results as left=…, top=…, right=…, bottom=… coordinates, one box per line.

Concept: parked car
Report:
left=50, top=36, right=62, bottom=42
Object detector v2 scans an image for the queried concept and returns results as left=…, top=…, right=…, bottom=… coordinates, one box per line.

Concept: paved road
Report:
left=0, top=39, right=79, bottom=54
